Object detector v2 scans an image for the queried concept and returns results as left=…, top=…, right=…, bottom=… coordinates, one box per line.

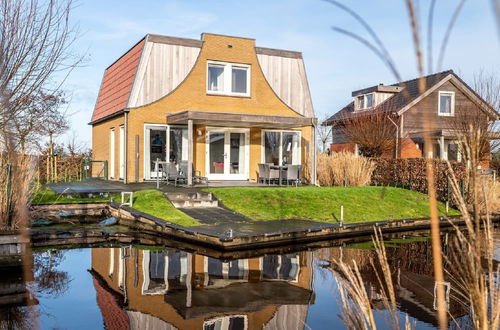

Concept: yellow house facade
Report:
left=90, top=33, right=316, bottom=184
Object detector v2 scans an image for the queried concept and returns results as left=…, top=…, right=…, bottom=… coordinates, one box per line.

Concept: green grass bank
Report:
left=206, top=186, right=459, bottom=223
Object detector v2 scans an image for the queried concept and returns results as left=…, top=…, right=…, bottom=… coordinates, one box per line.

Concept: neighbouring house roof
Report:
left=324, top=70, right=454, bottom=125
left=90, top=33, right=314, bottom=125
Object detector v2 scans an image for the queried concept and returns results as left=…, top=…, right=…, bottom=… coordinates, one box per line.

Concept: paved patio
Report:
left=46, top=179, right=269, bottom=195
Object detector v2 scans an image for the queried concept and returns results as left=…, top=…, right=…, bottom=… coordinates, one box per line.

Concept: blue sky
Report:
left=62, top=0, right=499, bottom=147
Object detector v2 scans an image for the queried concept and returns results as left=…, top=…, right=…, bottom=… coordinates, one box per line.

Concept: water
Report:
left=1, top=228, right=499, bottom=330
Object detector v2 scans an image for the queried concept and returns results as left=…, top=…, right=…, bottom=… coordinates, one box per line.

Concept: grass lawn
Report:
left=131, top=190, right=201, bottom=227
left=206, top=186, right=460, bottom=223
left=32, top=188, right=111, bottom=204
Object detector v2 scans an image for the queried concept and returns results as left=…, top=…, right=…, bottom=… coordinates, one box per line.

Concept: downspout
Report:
left=387, top=115, right=399, bottom=159
left=124, top=110, right=129, bottom=184
left=312, top=119, right=318, bottom=186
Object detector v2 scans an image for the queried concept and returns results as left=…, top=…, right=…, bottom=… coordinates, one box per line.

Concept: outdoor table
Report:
left=270, top=165, right=288, bottom=186
left=154, top=160, right=169, bottom=189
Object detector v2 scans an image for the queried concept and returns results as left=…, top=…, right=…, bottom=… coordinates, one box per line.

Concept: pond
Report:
left=1, top=227, right=499, bottom=330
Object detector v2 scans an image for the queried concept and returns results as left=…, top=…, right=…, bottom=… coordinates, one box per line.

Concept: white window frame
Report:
left=203, top=315, right=248, bottom=330
left=109, top=128, right=115, bottom=179
left=143, top=124, right=188, bottom=180
left=356, top=93, right=374, bottom=110
left=207, top=60, right=251, bottom=97
left=438, top=91, right=455, bottom=116
left=119, top=125, right=125, bottom=179
left=261, top=129, right=301, bottom=165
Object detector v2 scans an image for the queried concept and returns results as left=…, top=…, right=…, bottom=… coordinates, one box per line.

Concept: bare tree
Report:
left=0, top=0, right=81, bottom=141
left=317, top=114, right=332, bottom=153
left=8, top=90, right=68, bottom=153
left=336, top=111, right=398, bottom=158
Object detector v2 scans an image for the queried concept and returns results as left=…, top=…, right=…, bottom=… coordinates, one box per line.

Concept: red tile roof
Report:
left=91, top=39, right=145, bottom=122
left=92, top=276, right=130, bottom=330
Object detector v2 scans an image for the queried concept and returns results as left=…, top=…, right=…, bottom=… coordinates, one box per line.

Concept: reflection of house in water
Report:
left=91, top=247, right=314, bottom=330
left=318, top=242, right=468, bottom=328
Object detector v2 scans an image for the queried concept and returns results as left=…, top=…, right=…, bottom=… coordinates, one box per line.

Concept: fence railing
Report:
left=82, top=159, right=108, bottom=181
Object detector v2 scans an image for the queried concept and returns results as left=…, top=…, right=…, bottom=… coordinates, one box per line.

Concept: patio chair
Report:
left=285, top=165, right=302, bottom=186
left=258, top=163, right=270, bottom=184
left=269, top=164, right=280, bottom=185
left=179, top=161, right=208, bottom=185
left=164, top=162, right=184, bottom=185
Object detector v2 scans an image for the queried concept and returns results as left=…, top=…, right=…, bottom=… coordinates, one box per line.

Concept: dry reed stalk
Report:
left=445, top=162, right=500, bottom=330
left=317, top=152, right=375, bottom=187
left=405, top=1, right=448, bottom=327
left=333, top=229, right=415, bottom=329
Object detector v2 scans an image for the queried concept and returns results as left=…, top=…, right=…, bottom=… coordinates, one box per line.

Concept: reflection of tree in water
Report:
left=0, top=306, right=38, bottom=330
left=33, top=249, right=72, bottom=297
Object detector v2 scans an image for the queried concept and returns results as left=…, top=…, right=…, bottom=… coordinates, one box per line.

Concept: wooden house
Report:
left=323, top=71, right=498, bottom=163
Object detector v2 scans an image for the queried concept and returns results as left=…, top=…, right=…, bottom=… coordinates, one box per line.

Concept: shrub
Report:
left=371, top=158, right=466, bottom=203
left=0, top=153, right=36, bottom=229
left=317, top=152, right=375, bottom=187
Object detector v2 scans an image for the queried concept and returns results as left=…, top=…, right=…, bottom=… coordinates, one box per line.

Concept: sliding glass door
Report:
left=263, top=130, right=301, bottom=165
left=144, top=125, right=188, bottom=180
left=206, top=128, right=249, bottom=180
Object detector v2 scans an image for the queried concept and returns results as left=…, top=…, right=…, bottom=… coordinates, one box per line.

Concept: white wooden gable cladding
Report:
left=128, top=40, right=201, bottom=108
left=257, top=53, right=314, bottom=118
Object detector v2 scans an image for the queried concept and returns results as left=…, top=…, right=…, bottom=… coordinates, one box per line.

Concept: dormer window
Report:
left=438, top=91, right=455, bottom=116
left=207, top=60, right=250, bottom=96
left=356, top=93, right=374, bottom=110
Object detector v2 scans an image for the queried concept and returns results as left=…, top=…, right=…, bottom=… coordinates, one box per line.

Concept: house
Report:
left=90, top=33, right=316, bottom=184
left=323, top=70, right=498, bottom=163
left=91, top=247, right=313, bottom=329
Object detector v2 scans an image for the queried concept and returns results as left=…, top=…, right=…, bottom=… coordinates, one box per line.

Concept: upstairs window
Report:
left=356, top=93, right=374, bottom=110
left=438, top=91, right=455, bottom=116
left=207, top=61, right=250, bottom=96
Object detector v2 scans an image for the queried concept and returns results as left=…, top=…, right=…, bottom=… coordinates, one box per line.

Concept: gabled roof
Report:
left=90, top=33, right=314, bottom=125
left=91, top=38, right=145, bottom=122
left=324, top=70, right=453, bottom=125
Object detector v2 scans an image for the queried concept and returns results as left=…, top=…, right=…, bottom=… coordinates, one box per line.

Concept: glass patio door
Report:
left=207, top=128, right=249, bottom=180
left=144, top=125, right=188, bottom=180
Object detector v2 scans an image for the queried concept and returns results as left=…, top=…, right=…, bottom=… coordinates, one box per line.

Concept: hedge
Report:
left=371, top=158, right=466, bottom=203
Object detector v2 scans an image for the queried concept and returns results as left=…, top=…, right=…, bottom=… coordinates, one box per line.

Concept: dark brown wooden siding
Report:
left=403, top=80, right=480, bottom=134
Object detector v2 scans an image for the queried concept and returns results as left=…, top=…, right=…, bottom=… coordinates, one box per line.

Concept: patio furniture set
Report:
left=154, top=160, right=303, bottom=187
left=258, top=163, right=303, bottom=186
left=155, top=160, right=208, bottom=188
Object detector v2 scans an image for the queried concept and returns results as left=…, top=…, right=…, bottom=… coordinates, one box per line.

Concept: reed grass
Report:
left=317, top=152, right=375, bottom=187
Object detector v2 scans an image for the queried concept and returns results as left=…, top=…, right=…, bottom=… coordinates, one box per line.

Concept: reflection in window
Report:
left=149, top=251, right=166, bottom=290
left=204, top=316, right=247, bottom=330
left=366, top=93, right=373, bottom=108
left=208, top=65, right=224, bottom=92
left=150, top=129, right=166, bottom=171
left=209, top=132, right=225, bottom=174
left=448, top=143, right=459, bottom=162
left=264, top=131, right=300, bottom=165
left=169, top=128, right=185, bottom=163
left=232, top=67, right=247, bottom=93
left=282, top=132, right=299, bottom=165
left=264, top=131, right=280, bottom=165
left=439, top=92, right=454, bottom=115
left=262, top=254, right=299, bottom=281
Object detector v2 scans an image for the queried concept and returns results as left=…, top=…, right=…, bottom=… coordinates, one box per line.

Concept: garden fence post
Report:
left=460, top=179, right=465, bottom=198
left=104, top=160, right=108, bottom=180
